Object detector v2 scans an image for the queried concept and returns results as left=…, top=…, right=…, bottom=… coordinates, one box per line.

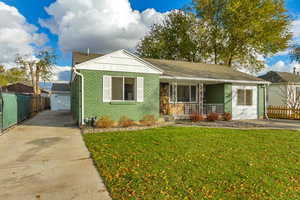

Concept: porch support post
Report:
left=198, top=83, right=204, bottom=115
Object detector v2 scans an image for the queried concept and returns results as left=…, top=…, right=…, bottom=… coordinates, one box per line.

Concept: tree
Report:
left=192, top=0, right=292, bottom=72
left=137, top=11, right=204, bottom=62
left=138, top=1, right=291, bottom=73
left=16, top=50, right=56, bottom=95
left=0, top=65, right=26, bottom=87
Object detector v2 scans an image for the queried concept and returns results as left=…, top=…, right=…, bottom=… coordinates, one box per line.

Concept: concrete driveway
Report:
left=0, top=111, right=111, bottom=200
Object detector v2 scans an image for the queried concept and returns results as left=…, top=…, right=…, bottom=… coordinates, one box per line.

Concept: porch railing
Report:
left=171, top=103, right=224, bottom=116
left=204, top=104, right=224, bottom=114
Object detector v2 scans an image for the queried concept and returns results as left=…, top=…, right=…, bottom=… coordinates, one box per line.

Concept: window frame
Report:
left=169, top=84, right=198, bottom=103
left=237, top=89, right=253, bottom=106
left=110, top=76, right=136, bottom=102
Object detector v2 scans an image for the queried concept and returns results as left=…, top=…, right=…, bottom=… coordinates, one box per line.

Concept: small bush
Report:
left=95, top=116, right=114, bottom=128
left=119, top=116, right=134, bottom=127
left=140, top=115, right=156, bottom=126
left=190, top=113, right=204, bottom=122
left=223, top=112, right=232, bottom=121
left=207, top=112, right=220, bottom=122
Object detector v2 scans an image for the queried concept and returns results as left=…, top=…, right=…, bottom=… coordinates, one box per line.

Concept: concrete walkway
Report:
left=0, top=111, right=111, bottom=200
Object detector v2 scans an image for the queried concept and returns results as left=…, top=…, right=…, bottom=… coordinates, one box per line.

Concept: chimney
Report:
left=87, top=48, right=90, bottom=56
left=293, top=67, right=296, bottom=74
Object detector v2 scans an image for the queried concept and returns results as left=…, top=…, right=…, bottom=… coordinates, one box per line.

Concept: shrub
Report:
left=223, top=112, right=232, bottom=121
left=207, top=112, right=220, bottom=122
left=140, top=115, right=156, bottom=126
left=95, top=116, right=114, bottom=128
left=119, top=116, right=134, bottom=127
left=190, top=113, right=204, bottom=122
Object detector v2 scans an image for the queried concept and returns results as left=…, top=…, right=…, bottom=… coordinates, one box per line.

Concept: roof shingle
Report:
left=144, top=58, right=264, bottom=82
left=72, top=51, right=266, bottom=82
left=51, top=83, right=70, bottom=92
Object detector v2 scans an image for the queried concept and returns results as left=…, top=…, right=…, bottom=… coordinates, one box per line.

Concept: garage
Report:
left=51, top=83, right=71, bottom=111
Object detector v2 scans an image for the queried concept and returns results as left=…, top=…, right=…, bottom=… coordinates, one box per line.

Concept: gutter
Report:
left=160, top=75, right=270, bottom=85
left=73, top=68, right=85, bottom=125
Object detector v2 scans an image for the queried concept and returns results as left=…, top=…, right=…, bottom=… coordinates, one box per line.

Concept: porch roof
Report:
left=144, top=58, right=267, bottom=84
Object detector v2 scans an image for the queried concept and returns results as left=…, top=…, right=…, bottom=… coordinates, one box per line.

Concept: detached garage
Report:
left=51, top=83, right=71, bottom=111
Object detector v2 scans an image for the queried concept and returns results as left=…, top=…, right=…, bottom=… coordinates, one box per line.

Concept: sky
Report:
left=0, top=0, right=300, bottom=81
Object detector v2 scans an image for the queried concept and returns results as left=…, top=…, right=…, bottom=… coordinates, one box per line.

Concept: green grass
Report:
left=83, top=127, right=300, bottom=200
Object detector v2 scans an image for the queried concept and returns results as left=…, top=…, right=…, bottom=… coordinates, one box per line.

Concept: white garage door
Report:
left=232, top=85, right=257, bottom=120
left=51, top=94, right=70, bottom=111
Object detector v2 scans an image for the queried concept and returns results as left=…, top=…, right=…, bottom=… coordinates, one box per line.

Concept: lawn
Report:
left=83, top=127, right=300, bottom=200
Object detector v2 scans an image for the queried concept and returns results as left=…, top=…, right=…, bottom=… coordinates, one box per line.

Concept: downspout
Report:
left=263, top=84, right=269, bottom=120
left=73, top=68, right=85, bottom=125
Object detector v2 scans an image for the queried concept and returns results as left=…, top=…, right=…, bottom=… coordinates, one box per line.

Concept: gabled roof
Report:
left=72, top=50, right=267, bottom=83
left=51, top=83, right=70, bottom=92
left=259, top=71, right=300, bottom=83
left=2, top=83, right=49, bottom=94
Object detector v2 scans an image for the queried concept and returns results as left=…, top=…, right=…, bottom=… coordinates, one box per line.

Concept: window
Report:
left=297, top=87, right=300, bottom=97
left=111, top=77, right=135, bottom=101
left=170, top=84, right=197, bottom=102
left=237, top=89, right=253, bottom=106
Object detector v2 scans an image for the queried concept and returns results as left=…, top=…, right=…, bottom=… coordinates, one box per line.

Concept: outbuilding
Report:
left=51, top=82, right=71, bottom=111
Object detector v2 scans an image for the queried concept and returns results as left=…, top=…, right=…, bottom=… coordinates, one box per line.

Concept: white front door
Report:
left=232, top=85, right=258, bottom=120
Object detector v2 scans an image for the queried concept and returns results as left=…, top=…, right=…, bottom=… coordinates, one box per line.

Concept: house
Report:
left=2, top=83, right=49, bottom=96
left=71, top=50, right=269, bottom=125
left=259, top=71, right=300, bottom=107
left=51, top=82, right=71, bottom=111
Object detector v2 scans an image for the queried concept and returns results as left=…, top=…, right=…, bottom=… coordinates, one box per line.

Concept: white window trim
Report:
left=110, top=76, right=136, bottom=102
left=169, top=84, right=198, bottom=103
left=237, top=89, right=253, bottom=106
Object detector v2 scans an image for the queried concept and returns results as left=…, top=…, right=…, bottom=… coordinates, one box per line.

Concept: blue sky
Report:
left=0, top=0, right=300, bottom=80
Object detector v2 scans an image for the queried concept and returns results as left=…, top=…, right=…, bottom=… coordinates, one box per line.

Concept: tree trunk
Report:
left=28, top=63, right=37, bottom=95
left=35, top=67, right=41, bottom=95
left=214, top=47, right=218, bottom=64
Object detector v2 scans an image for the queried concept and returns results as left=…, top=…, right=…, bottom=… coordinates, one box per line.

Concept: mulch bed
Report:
left=176, top=120, right=281, bottom=129
left=81, top=122, right=175, bottom=134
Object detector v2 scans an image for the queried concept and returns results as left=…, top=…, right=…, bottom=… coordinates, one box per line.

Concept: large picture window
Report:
left=237, top=89, right=253, bottom=106
left=111, top=77, right=135, bottom=101
left=170, top=84, right=197, bottom=102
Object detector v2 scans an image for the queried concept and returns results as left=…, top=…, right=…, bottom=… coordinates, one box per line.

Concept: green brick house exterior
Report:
left=71, top=50, right=269, bottom=125
left=71, top=70, right=160, bottom=122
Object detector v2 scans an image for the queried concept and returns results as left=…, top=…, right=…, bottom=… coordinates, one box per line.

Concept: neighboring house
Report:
left=51, top=83, right=71, bottom=111
left=71, top=50, right=269, bottom=125
left=2, top=83, right=49, bottom=96
left=259, top=71, right=300, bottom=107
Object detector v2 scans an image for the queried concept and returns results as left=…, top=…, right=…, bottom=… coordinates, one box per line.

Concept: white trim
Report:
left=122, top=50, right=164, bottom=73
left=136, top=77, right=144, bottom=102
left=110, top=76, right=137, bottom=102
left=160, top=75, right=270, bottom=85
left=75, top=50, right=163, bottom=75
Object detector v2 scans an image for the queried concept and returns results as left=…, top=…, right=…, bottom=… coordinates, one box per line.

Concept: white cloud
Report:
left=291, top=16, right=300, bottom=43
left=52, top=66, right=71, bottom=81
left=258, top=60, right=300, bottom=75
left=39, top=0, right=169, bottom=53
left=0, top=2, right=48, bottom=67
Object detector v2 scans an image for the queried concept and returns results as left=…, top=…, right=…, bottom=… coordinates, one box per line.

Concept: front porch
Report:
left=160, top=80, right=231, bottom=118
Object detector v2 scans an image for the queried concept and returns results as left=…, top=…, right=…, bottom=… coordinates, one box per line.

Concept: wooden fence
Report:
left=267, top=106, right=300, bottom=120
